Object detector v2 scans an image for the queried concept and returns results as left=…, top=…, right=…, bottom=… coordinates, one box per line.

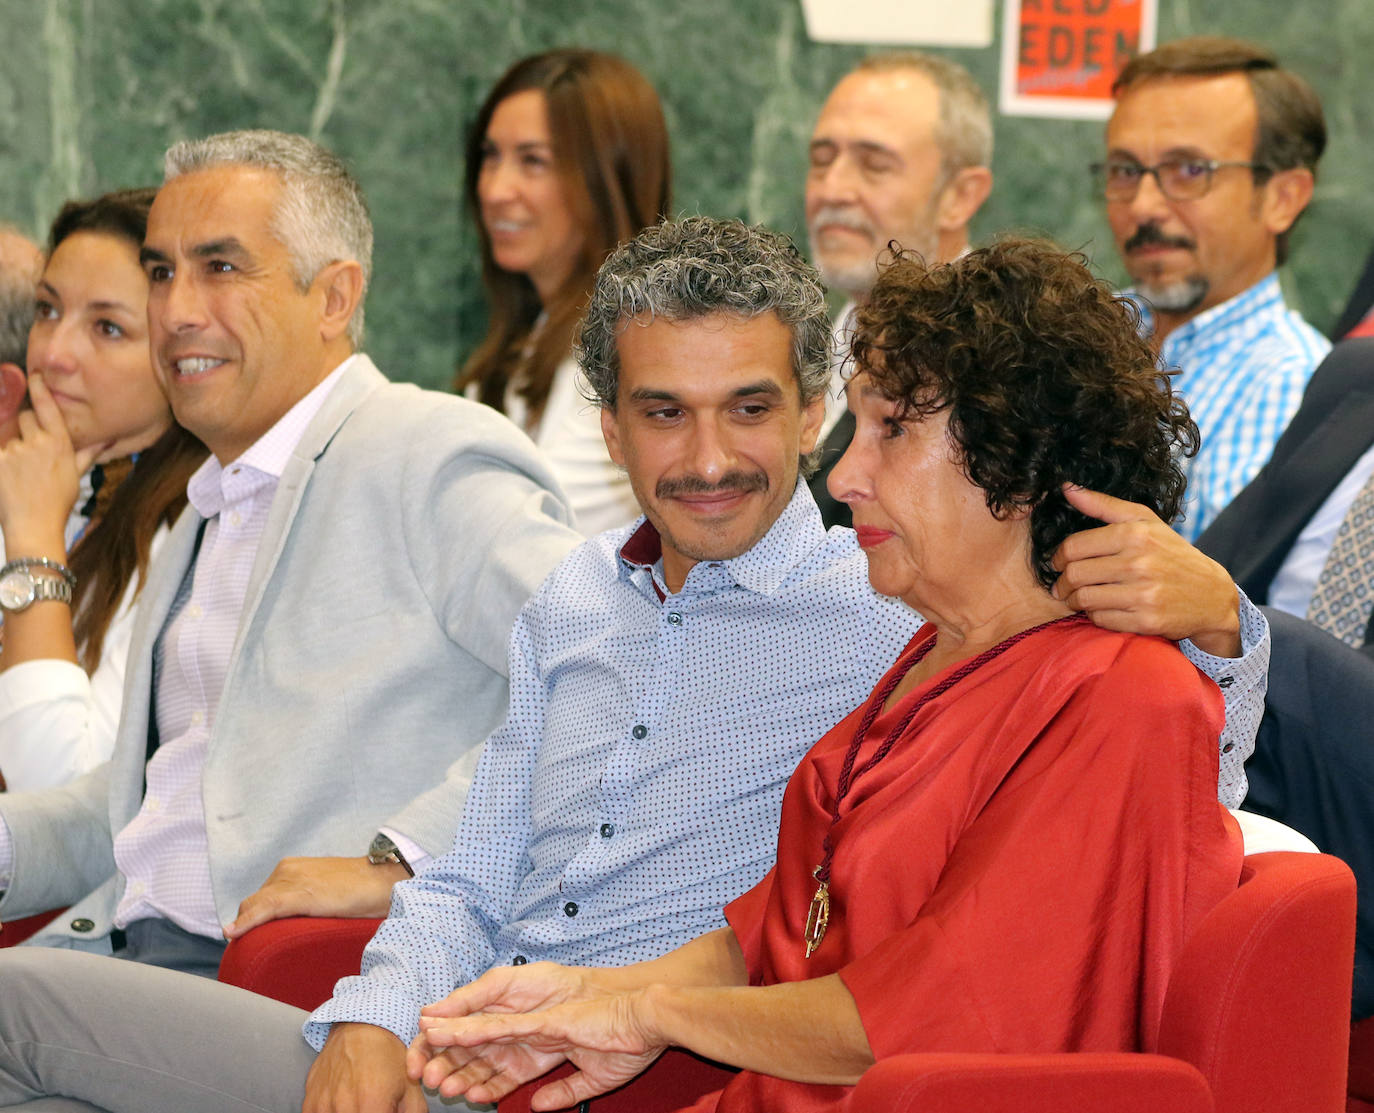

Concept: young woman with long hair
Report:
left=456, top=49, right=671, bottom=534
left=0, top=188, right=206, bottom=791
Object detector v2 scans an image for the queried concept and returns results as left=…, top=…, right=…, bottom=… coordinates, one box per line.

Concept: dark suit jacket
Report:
left=1198, top=338, right=1374, bottom=655
left=1245, top=607, right=1374, bottom=1019
left=808, top=410, right=854, bottom=530
left=1334, top=245, right=1374, bottom=339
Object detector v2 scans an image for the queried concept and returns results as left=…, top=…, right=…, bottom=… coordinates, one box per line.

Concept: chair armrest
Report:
left=217, top=916, right=383, bottom=1011
left=852, top=1052, right=1214, bottom=1113
left=0, top=909, right=64, bottom=948
left=498, top=1050, right=734, bottom=1113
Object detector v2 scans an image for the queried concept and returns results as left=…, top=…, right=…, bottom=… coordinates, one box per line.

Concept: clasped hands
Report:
left=405, top=962, right=665, bottom=1110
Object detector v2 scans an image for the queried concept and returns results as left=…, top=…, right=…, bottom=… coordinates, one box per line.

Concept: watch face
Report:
left=0, top=570, right=33, bottom=611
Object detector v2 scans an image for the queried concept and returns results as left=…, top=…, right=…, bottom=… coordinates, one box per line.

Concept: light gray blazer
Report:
left=0, top=356, right=581, bottom=949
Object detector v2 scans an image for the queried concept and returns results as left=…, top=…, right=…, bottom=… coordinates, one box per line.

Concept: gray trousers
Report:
left=0, top=949, right=478, bottom=1112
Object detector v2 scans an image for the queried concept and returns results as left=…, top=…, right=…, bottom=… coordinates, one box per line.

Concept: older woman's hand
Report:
left=0, top=374, right=103, bottom=549
left=1051, top=486, right=1242, bottom=657
left=414, top=995, right=665, bottom=1108
left=409, top=963, right=664, bottom=1107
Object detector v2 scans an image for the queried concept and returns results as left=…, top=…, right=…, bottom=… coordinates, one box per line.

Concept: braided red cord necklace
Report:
left=803, top=611, right=1088, bottom=958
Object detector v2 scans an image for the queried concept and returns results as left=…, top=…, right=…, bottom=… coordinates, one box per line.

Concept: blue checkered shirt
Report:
left=1134, top=273, right=1329, bottom=542
left=303, top=483, right=1268, bottom=1049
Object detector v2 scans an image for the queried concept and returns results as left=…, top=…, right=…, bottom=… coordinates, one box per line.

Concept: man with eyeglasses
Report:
left=1097, top=36, right=1329, bottom=542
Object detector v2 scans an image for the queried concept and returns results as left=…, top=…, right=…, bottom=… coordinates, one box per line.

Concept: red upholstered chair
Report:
left=502, top=853, right=1354, bottom=1113
left=852, top=852, right=1355, bottom=1113
left=217, top=916, right=383, bottom=1011
left=0, top=910, right=62, bottom=948
left=1348, top=1018, right=1374, bottom=1112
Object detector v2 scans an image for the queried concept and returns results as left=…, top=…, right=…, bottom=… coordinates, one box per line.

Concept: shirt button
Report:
left=600, top=823, right=615, bottom=839
left=563, top=901, right=579, bottom=917
left=631, top=725, right=647, bottom=740
left=191, top=710, right=205, bottom=727
left=512, top=954, right=528, bottom=965
left=188, top=604, right=203, bottom=619
left=666, top=612, right=682, bottom=626
left=1218, top=676, right=1234, bottom=689
left=145, top=796, right=160, bottom=812
left=70, top=918, right=95, bottom=933
left=229, top=512, right=243, bottom=527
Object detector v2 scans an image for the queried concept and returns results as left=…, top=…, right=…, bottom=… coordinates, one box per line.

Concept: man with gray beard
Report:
left=804, top=52, right=992, bottom=528
left=1099, top=36, right=1329, bottom=542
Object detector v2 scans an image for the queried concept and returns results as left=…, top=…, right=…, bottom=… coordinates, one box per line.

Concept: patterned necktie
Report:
left=1306, top=472, right=1374, bottom=647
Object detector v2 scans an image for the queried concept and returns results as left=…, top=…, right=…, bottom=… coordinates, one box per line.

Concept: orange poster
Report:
left=999, top=0, right=1157, bottom=118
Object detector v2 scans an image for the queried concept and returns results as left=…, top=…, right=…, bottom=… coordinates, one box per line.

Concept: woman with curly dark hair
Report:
left=406, top=237, right=1243, bottom=1113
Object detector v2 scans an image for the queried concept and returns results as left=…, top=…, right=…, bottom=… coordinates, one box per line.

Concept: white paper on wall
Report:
left=800, top=0, right=994, bottom=49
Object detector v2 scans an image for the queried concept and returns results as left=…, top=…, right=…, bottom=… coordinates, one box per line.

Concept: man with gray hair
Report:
left=803, top=51, right=994, bottom=527
left=0, top=129, right=579, bottom=975
left=804, top=50, right=1261, bottom=681
left=0, top=225, right=42, bottom=445
left=0, top=215, right=1266, bottom=1113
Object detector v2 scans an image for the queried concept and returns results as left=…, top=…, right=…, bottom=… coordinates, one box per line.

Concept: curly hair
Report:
left=850, top=238, right=1199, bottom=588
left=576, top=215, right=831, bottom=412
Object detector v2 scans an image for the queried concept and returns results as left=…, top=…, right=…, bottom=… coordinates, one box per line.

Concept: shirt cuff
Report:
left=302, top=976, right=426, bottom=1050
left=379, top=827, right=432, bottom=876
left=1179, top=588, right=1269, bottom=808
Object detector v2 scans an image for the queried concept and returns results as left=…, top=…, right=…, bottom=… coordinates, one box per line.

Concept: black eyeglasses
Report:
left=1090, top=157, right=1270, bottom=202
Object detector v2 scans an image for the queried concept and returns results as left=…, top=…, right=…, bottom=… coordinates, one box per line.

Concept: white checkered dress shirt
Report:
left=107, top=360, right=351, bottom=937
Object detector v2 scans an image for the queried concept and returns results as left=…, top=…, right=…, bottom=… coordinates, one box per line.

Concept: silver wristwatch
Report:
left=367, top=832, right=415, bottom=877
left=0, top=558, right=76, bottom=614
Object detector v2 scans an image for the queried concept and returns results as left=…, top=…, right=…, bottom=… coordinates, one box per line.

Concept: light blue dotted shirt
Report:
left=1134, top=273, right=1330, bottom=543
left=303, top=482, right=1268, bottom=1048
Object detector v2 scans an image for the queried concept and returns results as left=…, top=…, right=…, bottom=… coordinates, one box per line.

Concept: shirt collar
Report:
left=1132, top=271, right=1285, bottom=351
left=616, top=480, right=828, bottom=600
left=186, top=355, right=357, bottom=518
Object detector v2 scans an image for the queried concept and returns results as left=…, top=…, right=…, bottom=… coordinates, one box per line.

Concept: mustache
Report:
left=1124, top=223, right=1195, bottom=254
left=656, top=471, right=768, bottom=499
left=808, top=205, right=875, bottom=237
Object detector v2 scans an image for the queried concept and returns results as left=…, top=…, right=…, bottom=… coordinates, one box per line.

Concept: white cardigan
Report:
left=502, top=357, right=640, bottom=537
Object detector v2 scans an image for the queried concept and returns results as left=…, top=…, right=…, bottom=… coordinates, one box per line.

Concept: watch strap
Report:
left=367, top=832, right=415, bottom=877
left=0, top=557, right=76, bottom=589
left=31, top=576, right=74, bottom=606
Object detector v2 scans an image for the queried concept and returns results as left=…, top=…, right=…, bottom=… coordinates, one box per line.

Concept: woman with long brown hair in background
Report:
left=0, top=188, right=206, bottom=791
left=457, top=48, right=671, bottom=535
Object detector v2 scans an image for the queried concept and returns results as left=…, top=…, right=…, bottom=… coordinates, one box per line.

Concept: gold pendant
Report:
left=804, top=868, right=830, bottom=958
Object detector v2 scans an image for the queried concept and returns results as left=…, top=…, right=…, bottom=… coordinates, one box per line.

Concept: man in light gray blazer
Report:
left=0, top=129, right=581, bottom=972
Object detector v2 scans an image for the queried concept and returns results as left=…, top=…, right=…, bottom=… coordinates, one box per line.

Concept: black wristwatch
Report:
left=367, top=832, right=415, bottom=877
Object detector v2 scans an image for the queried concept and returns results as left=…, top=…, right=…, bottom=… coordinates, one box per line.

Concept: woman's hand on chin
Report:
left=0, top=373, right=102, bottom=544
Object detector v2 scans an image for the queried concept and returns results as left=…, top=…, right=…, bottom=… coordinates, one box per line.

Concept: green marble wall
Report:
left=1, top=0, right=1369, bottom=389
